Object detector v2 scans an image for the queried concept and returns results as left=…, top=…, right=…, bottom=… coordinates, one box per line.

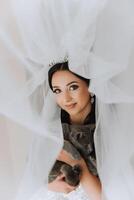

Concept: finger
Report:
left=57, top=175, right=78, bottom=189
left=64, top=187, right=74, bottom=194
left=56, top=174, right=65, bottom=180
left=65, top=185, right=77, bottom=194
left=61, top=180, right=77, bottom=190
left=67, top=185, right=77, bottom=190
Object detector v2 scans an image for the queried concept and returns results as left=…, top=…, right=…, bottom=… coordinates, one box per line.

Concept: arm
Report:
left=80, top=161, right=101, bottom=200
left=58, top=149, right=101, bottom=200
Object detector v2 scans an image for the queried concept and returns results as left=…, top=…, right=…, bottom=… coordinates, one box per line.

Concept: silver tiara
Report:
left=49, top=55, right=68, bottom=67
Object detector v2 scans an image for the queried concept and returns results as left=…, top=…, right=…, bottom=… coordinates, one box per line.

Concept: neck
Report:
left=70, top=103, right=91, bottom=125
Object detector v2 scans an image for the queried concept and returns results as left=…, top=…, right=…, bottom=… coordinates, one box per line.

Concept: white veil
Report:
left=0, top=0, right=134, bottom=199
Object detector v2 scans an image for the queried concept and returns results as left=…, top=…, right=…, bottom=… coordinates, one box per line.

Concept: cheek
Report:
left=80, top=94, right=89, bottom=107
left=76, top=88, right=90, bottom=102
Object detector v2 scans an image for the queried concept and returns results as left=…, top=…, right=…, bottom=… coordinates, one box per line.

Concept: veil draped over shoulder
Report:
left=0, top=0, right=134, bottom=200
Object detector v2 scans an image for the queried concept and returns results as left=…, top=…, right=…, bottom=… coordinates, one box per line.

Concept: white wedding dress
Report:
left=0, top=0, right=134, bottom=200
left=31, top=186, right=89, bottom=200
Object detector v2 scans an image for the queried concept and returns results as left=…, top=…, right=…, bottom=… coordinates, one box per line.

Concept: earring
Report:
left=90, top=92, right=94, bottom=104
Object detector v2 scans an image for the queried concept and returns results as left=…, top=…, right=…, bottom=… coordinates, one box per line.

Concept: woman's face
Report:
left=51, top=70, right=91, bottom=117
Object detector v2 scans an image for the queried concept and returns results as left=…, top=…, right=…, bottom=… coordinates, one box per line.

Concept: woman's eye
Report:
left=69, top=85, right=79, bottom=91
left=53, top=89, right=61, bottom=94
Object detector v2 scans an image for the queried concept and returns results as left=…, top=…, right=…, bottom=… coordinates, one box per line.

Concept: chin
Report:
left=67, top=109, right=80, bottom=116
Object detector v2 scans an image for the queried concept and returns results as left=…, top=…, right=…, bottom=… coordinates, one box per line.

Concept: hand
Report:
left=58, top=149, right=87, bottom=170
left=57, top=150, right=101, bottom=200
left=48, top=173, right=77, bottom=194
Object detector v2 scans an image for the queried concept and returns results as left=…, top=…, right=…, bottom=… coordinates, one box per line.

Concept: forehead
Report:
left=52, top=70, right=82, bottom=85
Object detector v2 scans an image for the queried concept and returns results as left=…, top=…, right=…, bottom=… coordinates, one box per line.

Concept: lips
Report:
left=65, top=103, right=77, bottom=109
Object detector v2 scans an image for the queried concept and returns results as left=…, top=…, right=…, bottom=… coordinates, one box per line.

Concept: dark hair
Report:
left=48, top=62, right=90, bottom=90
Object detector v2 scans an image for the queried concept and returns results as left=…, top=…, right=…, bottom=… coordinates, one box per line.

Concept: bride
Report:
left=47, top=62, right=100, bottom=200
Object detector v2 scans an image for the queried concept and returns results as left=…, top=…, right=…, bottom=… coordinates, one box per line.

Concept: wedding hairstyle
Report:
left=48, top=61, right=90, bottom=90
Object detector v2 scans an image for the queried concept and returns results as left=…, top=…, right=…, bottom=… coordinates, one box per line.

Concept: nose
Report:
left=63, top=91, right=72, bottom=103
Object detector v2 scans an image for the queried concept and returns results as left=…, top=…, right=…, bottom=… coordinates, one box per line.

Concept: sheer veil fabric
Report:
left=0, top=0, right=134, bottom=200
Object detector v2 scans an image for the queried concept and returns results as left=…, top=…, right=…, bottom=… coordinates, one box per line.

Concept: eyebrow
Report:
left=52, top=81, right=79, bottom=89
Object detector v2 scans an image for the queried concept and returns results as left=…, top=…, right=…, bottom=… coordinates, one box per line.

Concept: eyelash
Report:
left=53, top=84, right=79, bottom=94
left=53, top=89, right=61, bottom=94
left=69, top=84, right=79, bottom=91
